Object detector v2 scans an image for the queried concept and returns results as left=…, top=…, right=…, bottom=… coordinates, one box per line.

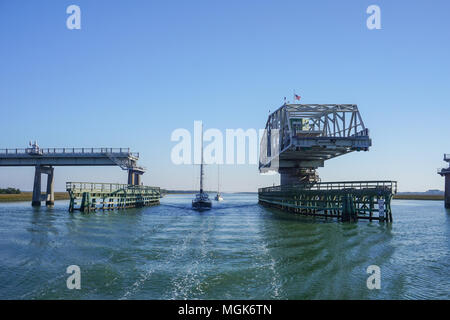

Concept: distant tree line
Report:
left=160, top=189, right=216, bottom=195
left=0, top=187, right=21, bottom=194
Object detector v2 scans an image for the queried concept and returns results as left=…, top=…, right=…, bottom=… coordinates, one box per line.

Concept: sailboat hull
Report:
left=192, top=200, right=212, bottom=210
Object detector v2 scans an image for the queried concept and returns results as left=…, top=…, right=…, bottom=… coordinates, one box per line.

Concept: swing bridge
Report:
left=258, top=104, right=397, bottom=222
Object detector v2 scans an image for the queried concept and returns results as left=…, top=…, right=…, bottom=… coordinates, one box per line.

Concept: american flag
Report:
left=294, top=94, right=301, bottom=101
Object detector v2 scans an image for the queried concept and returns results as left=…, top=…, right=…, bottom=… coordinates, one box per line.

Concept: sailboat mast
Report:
left=200, top=124, right=204, bottom=194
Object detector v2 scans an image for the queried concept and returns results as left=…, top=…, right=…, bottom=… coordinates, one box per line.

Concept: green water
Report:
left=0, top=194, right=448, bottom=299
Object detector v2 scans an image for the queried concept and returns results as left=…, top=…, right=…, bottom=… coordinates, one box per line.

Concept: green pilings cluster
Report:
left=67, top=182, right=160, bottom=213
left=258, top=181, right=397, bottom=222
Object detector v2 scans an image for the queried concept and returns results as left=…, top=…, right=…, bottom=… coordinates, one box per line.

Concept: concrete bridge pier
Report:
left=438, top=154, right=450, bottom=209
left=279, top=168, right=320, bottom=185
left=32, top=165, right=54, bottom=207
left=128, top=169, right=143, bottom=185
left=277, top=159, right=324, bottom=186
left=445, top=174, right=450, bottom=209
left=437, top=170, right=450, bottom=208
left=45, top=167, right=54, bottom=206
left=31, top=166, right=42, bottom=206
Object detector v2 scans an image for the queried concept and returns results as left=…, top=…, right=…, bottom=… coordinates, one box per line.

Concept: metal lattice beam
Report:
left=259, top=104, right=371, bottom=182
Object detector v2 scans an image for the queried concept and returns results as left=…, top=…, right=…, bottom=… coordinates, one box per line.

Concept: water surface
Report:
left=0, top=194, right=448, bottom=299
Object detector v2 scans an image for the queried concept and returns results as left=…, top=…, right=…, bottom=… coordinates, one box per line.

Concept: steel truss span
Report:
left=259, top=104, right=371, bottom=184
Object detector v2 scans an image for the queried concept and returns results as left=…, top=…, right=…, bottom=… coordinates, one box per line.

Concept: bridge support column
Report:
left=128, top=170, right=143, bottom=185
left=136, top=173, right=141, bottom=185
left=31, top=165, right=54, bottom=207
left=445, top=174, right=450, bottom=209
left=279, top=168, right=320, bottom=185
left=45, top=167, right=54, bottom=206
left=32, top=166, right=42, bottom=206
left=128, top=170, right=134, bottom=185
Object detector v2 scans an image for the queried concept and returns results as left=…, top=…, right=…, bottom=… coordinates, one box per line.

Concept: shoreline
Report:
left=0, top=192, right=69, bottom=202
left=0, top=192, right=444, bottom=202
left=393, top=194, right=444, bottom=201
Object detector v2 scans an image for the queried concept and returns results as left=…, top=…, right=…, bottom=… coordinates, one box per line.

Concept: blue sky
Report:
left=1, top=0, right=450, bottom=192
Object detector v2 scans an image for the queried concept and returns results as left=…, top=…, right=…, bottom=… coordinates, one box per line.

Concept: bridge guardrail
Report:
left=0, top=148, right=139, bottom=158
left=259, top=180, right=397, bottom=194
left=438, top=167, right=450, bottom=174
left=66, top=182, right=159, bottom=193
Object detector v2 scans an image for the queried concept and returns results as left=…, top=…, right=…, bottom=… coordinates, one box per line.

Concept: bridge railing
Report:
left=0, top=148, right=139, bottom=158
left=259, top=180, right=397, bottom=194
left=438, top=167, right=450, bottom=174
left=66, top=182, right=159, bottom=193
left=351, top=128, right=370, bottom=137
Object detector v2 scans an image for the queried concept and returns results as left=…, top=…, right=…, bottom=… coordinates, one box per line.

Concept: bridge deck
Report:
left=0, top=147, right=138, bottom=156
left=0, top=145, right=148, bottom=207
left=0, top=148, right=140, bottom=167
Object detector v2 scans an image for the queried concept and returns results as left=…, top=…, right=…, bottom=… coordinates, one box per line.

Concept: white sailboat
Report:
left=192, top=124, right=212, bottom=210
left=214, top=165, right=224, bottom=201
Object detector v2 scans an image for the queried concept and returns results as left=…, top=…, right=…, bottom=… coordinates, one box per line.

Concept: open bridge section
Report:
left=259, top=104, right=371, bottom=184
left=258, top=103, right=397, bottom=222
left=0, top=143, right=146, bottom=207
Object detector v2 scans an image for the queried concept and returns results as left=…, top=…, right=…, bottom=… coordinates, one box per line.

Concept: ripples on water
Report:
left=0, top=194, right=448, bottom=299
